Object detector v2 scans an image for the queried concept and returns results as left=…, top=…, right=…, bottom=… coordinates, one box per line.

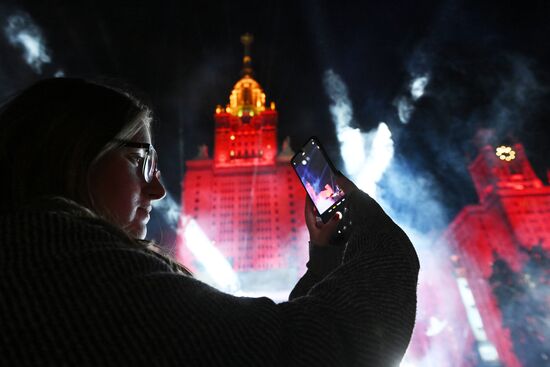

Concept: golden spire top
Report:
left=240, top=33, right=254, bottom=76
left=218, top=34, right=274, bottom=117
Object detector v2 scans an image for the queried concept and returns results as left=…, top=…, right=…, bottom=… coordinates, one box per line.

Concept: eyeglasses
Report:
left=116, top=140, right=159, bottom=183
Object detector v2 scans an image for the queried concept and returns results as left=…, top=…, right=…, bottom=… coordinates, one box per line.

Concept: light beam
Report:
left=180, top=217, right=241, bottom=293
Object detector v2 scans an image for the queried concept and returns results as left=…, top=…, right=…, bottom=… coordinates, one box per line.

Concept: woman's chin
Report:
left=129, top=209, right=150, bottom=239
left=126, top=223, right=147, bottom=240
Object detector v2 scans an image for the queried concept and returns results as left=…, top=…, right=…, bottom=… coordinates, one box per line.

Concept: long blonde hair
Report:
left=0, top=78, right=150, bottom=211
left=0, top=77, right=192, bottom=276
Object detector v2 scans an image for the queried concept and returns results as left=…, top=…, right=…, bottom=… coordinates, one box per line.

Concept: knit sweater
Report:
left=0, top=190, right=419, bottom=366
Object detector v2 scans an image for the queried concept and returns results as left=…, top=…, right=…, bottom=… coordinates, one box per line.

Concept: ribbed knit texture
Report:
left=0, top=190, right=419, bottom=366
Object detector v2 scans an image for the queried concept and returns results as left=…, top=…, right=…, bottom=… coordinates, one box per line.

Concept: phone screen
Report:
left=291, top=137, right=346, bottom=223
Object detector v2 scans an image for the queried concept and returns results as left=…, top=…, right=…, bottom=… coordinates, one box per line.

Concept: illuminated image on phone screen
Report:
left=292, top=139, right=345, bottom=215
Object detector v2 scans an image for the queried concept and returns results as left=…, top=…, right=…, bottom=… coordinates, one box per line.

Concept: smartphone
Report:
left=291, top=136, right=347, bottom=223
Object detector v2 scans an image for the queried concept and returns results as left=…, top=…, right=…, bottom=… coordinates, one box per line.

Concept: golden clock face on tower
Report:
left=495, top=146, right=516, bottom=162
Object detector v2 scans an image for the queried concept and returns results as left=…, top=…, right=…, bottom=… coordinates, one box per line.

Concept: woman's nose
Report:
left=148, top=170, right=166, bottom=201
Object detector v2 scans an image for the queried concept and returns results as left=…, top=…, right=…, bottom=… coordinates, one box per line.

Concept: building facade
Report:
left=430, top=143, right=550, bottom=367
left=176, top=35, right=308, bottom=295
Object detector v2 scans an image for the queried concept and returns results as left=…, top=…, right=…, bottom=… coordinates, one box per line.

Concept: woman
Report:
left=0, top=78, right=419, bottom=366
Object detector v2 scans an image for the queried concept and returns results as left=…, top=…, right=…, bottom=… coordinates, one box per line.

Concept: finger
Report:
left=308, top=210, right=342, bottom=246
left=304, top=196, right=318, bottom=228
left=314, top=216, right=324, bottom=229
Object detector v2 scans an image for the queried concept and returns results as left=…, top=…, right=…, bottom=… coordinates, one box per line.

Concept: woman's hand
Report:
left=305, top=173, right=358, bottom=247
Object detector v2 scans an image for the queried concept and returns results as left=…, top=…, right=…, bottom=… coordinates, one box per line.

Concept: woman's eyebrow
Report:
left=113, top=139, right=152, bottom=147
left=122, top=146, right=147, bottom=155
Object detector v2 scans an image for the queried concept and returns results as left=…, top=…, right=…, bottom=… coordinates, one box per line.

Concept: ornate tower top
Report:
left=240, top=33, right=254, bottom=77
left=218, top=33, right=275, bottom=118
left=469, top=143, right=543, bottom=202
left=213, top=34, right=278, bottom=168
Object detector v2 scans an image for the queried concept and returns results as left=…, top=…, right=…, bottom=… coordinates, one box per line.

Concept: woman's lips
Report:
left=137, top=206, right=151, bottom=221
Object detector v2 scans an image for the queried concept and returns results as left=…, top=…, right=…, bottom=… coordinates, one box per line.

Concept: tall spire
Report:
left=240, top=33, right=254, bottom=76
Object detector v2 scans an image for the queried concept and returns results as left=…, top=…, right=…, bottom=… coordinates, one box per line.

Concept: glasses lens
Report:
left=145, top=147, right=157, bottom=183
left=143, top=154, right=151, bottom=183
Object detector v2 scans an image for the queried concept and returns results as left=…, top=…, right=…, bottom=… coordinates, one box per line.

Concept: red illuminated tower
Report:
left=176, top=34, right=308, bottom=295
left=437, top=142, right=550, bottom=367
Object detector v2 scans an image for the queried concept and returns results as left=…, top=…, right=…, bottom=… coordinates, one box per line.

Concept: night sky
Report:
left=2, top=0, right=550, bottom=239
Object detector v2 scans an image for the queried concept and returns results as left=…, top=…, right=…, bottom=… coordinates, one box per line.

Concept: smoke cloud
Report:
left=323, top=69, right=394, bottom=198
left=385, top=4, right=549, bottom=365
left=323, top=67, right=453, bottom=367
left=411, top=75, right=429, bottom=101
left=152, top=190, right=181, bottom=228
left=395, top=73, right=431, bottom=124
left=3, top=11, right=51, bottom=73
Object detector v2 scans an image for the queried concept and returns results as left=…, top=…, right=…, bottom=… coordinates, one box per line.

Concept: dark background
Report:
left=2, top=0, right=549, bottom=240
